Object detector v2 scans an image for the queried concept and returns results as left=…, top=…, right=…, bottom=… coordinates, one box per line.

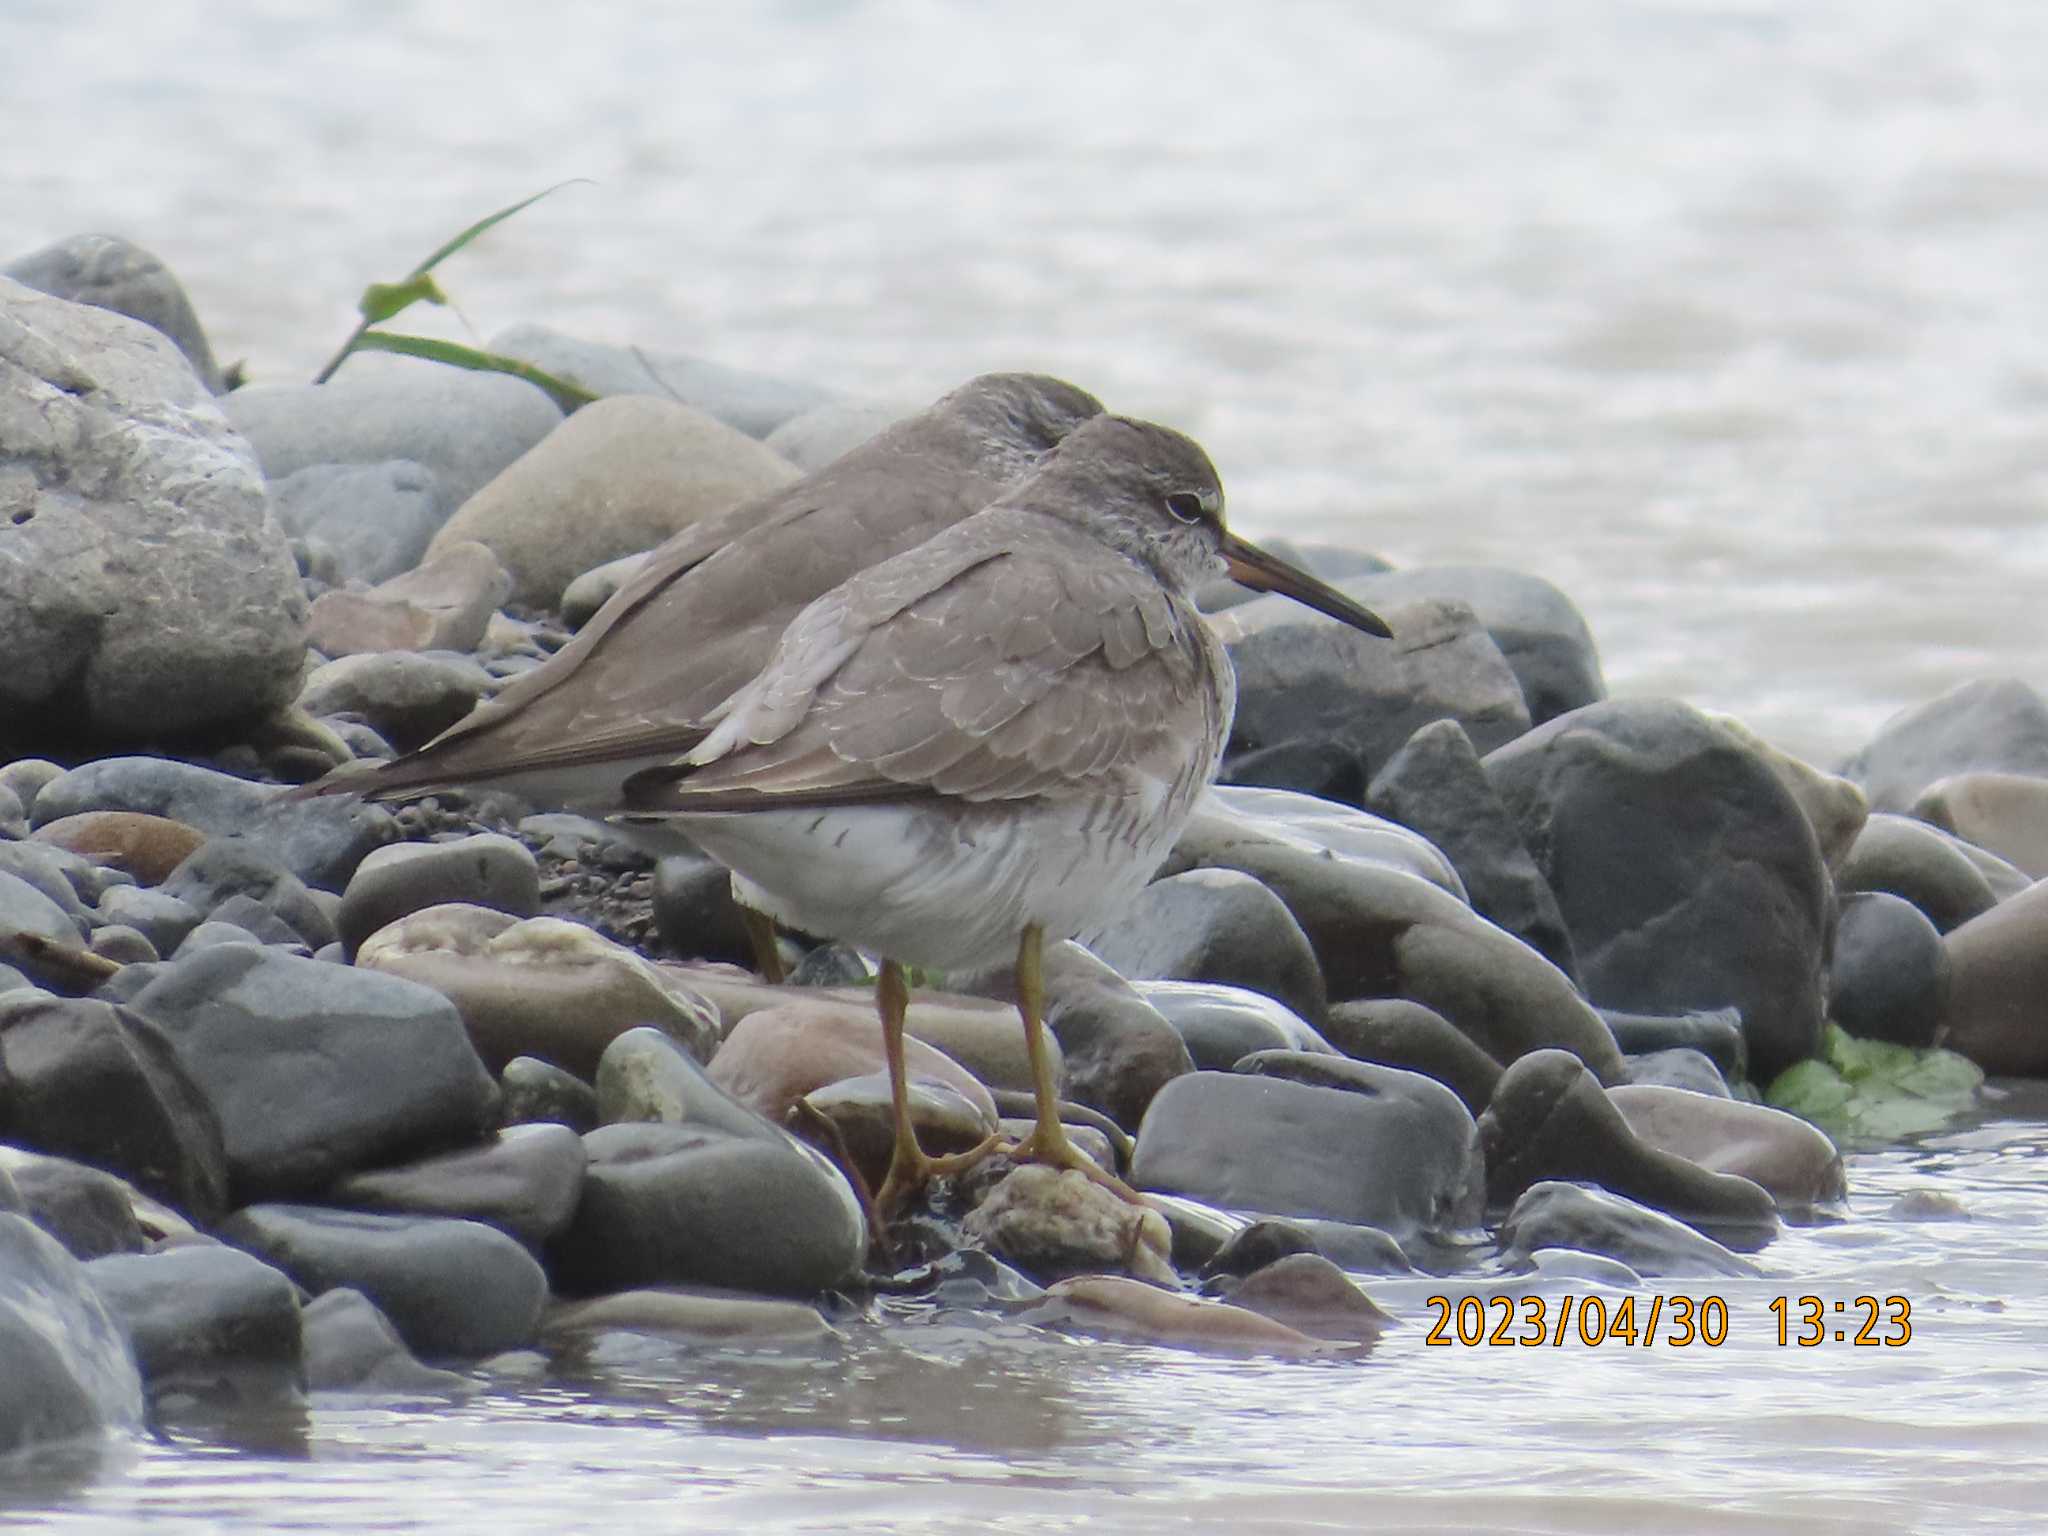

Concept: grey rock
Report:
left=594, top=1026, right=781, bottom=1140
left=88, top=925, right=158, bottom=966
left=1599, top=1007, right=1747, bottom=1082
left=296, top=651, right=493, bottom=753
left=1219, top=736, right=1366, bottom=804
left=489, top=322, right=837, bottom=438
left=93, top=887, right=202, bottom=958
left=0, top=1211, right=145, bottom=1453
left=30, top=756, right=397, bottom=892
left=763, top=397, right=915, bottom=470
left=1839, top=677, right=2048, bottom=813
left=300, top=1287, right=469, bottom=1394
left=338, top=833, right=540, bottom=956
left=269, top=460, right=447, bottom=587
left=5, top=233, right=223, bottom=391
left=1085, top=868, right=1326, bottom=1022
left=1498, top=1181, right=1758, bottom=1279
left=1039, top=942, right=1195, bottom=1132
left=499, top=1056, right=599, bottom=1133
left=651, top=853, right=759, bottom=968
left=1622, top=1048, right=1731, bottom=1097
left=172, top=920, right=270, bottom=957
left=0, top=758, right=64, bottom=814
left=1220, top=594, right=1529, bottom=779
left=1340, top=564, right=1607, bottom=725
left=160, top=838, right=338, bottom=950
left=125, top=946, right=498, bottom=1202
left=0, top=839, right=106, bottom=921
left=1130, top=1068, right=1482, bottom=1240
left=0, top=994, right=230, bottom=1222
left=0, top=868, right=80, bottom=947
left=328, top=1123, right=585, bottom=1249
left=84, top=1244, right=301, bottom=1393
left=1830, top=892, right=1950, bottom=1048
left=0, top=782, right=24, bottom=840
left=224, top=357, right=563, bottom=517
left=549, top=1120, right=864, bottom=1297
left=558, top=550, right=648, bottom=630
left=203, top=895, right=307, bottom=948
left=1321, top=997, right=1503, bottom=1116
left=1484, top=697, right=1830, bottom=1080
left=1366, top=717, right=1576, bottom=978
left=0, top=278, right=305, bottom=741
left=1836, top=812, right=1998, bottom=934
left=1910, top=770, right=2048, bottom=881
left=219, top=1204, right=546, bottom=1358
left=1131, top=980, right=1333, bottom=1071
left=426, top=393, right=800, bottom=609
left=1479, top=1049, right=1778, bottom=1250
left=4, top=1152, right=142, bottom=1260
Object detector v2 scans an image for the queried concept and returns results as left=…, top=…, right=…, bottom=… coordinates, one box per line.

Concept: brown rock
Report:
left=33, top=811, right=207, bottom=884
left=307, top=540, right=511, bottom=657
left=1940, top=880, right=2048, bottom=1076
left=1912, top=772, right=2048, bottom=880
left=1608, top=1083, right=1845, bottom=1207
left=1022, top=1275, right=1345, bottom=1357
left=706, top=1001, right=998, bottom=1125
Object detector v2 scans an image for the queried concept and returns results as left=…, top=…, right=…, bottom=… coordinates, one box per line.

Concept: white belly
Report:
left=673, top=788, right=1187, bottom=973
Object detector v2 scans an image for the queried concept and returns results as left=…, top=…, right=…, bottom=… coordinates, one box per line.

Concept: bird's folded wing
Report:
left=624, top=533, right=1213, bottom=813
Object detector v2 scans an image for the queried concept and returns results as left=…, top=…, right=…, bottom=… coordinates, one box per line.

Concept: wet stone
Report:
left=84, top=1244, right=302, bottom=1398
left=1132, top=980, right=1334, bottom=1071
left=0, top=1211, right=146, bottom=1454
left=300, top=1287, right=470, bottom=1395
left=327, top=1124, right=588, bottom=1249
left=1498, top=1181, right=1759, bottom=1279
left=963, top=1164, right=1175, bottom=1285
left=1320, top=997, right=1504, bottom=1116
left=1084, top=868, right=1327, bottom=1023
left=1829, top=892, right=1950, bottom=1049
left=499, top=1056, right=600, bottom=1134
left=337, top=833, right=541, bottom=956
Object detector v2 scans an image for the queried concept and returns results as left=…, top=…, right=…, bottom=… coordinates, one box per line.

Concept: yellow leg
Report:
left=871, top=958, right=999, bottom=1221
left=741, top=905, right=786, bottom=984
left=1009, top=923, right=1147, bottom=1204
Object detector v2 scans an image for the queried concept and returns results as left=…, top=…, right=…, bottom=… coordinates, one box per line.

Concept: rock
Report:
left=2, top=1152, right=143, bottom=1258
left=1217, top=594, right=1529, bottom=777
left=35, top=811, right=210, bottom=887
left=1336, top=564, right=1605, bottom=725
left=1911, top=771, right=2048, bottom=880
left=1020, top=1274, right=1338, bottom=1357
left=1498, top=1181, right=1759, bottom=1278
left=5, top=234, right=223, bottom=391
left=300, top=1287, right=469, bottom=1394
left=427, top=393, right=800, bottom=609
left=1830, top=892, right=1950, bottom=1048
left=219, top=1204, right=546, bottom=1358
left=1219, top=736, right=1366, bottom=804
left=1131, top=980, right=1332, bottom=1071
left=0, top=277, right=305, bottom=743
left=1038, top=943, right=1194, bottom=1131
left=1320, top=998, right=1503, bottom=1115
left=84, top=1244, right=301, bottom=1396
left=1835, top=813, right=1998, bottom=933
left=1479, top=1050, right=1779, bottom=1248
left=1197, top=1218, right=1319, bottom=1279
left=306, top=541, right=512, bottom=659
left=649, top=855, right=755, bottom=967
left=0, top=758, right=64, bottom=814
left=30, top=757, right=397, bottom=892
left=125, top=945, right=499, bottom=1202
left=173, top=920, right=270, bottom=957
left=706, top=1001, right=999, bottom=1128
left=548, top=1121, right=864, bottom=1297
left=0, top=1211, right=145, bottom=1453
left=0, top=783, right=24, bottom=840
left=543, top=1289, right=835, bottom=1345
left=297, top=651, right=493, bottom=752
left=1599, top=1007, right=1747, bottom=1081
left=1130, top=1068, right=1481, bottom=1239
left=0, top=838, right=113, bottom=917
left=327, top=1124, right=586, bottom=1249
left=813, top=1072, right=1000, bottom=1188
left=0, top=868, right=81, bottom=950
left=1203, top=1216, right=1413, bottom=1277
left=488, top=323, right=837, bottom=437
left=356, top=907, right=722, bottom=1076
left=89, top=925, right=158, bottom=967
left=499, top=1056, right=600, bottom=1133
left=1365, top=718, right=1577, bottom=978
left=269, top=460, right=447, bottom=587
left=1484, top=698, right=1830, bottom=1080
left=0, top=994, right=230, bottom=1222
left=160, top=838, right=338, bottom=950
left=558, top=550, right=648, bottom=630
left=763, top=397, right=915, bottom=471
left=1215, top=1252, right=1393, bottom=1344
left=964, top=1165, right=1175, bottom=1284
left=1710, top=714, right=1868, bottom=870
left=1839, top=677, right=2048, bottom=813
left=1939, top=880, right=2048, bottom=1076
left=1085, top=868, right=1326, bottom=1022
left=1623, top=1048, right=1731, bottom=1096
left=594, top=1026, right=783, bottom=1139
left=1607, top=1084, right=1845, bottom=1208
left=337, top=833, right=540, bottom=956
left=224, top=357, right=563, bottom=518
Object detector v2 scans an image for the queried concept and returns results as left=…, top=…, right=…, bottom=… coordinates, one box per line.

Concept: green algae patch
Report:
left=1766, top=1024, right=1983, bottom=1144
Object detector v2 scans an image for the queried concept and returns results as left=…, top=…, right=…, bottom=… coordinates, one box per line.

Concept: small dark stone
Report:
left=499, top=1056, right=600, bottom=1133
left=1830, top=892, right=1950, bottom=1048
left=1321, top=997, right=1503, bottom=1116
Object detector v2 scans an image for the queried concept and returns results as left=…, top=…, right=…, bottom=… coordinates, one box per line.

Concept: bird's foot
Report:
left=872, top=1128, right=1004, bottom=1226
left=1009, top=1119, right=1149, bottom=1206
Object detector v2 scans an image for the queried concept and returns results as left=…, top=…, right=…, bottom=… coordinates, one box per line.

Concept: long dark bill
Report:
left=1222, top=533, right=1394, bottom=638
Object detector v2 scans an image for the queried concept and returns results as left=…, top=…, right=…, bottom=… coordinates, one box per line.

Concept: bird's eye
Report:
left=1165, top=492, right=1206, bottom=524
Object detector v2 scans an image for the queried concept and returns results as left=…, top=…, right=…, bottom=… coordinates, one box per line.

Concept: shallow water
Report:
left=6, top=1, right=2048, bottom=1528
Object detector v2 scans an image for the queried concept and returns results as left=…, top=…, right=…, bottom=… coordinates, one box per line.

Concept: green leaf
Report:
left=346, top=331, right=598, bottom=413
left=405, top=178, right=592, bottom=278
left=1767, top=1025, right=1984, bottom=1145
left=357, top=274, right=448, bottom=326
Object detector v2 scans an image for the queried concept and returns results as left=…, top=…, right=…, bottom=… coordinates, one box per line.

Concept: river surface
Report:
left=4, top=2, right=2046, bottom=1530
